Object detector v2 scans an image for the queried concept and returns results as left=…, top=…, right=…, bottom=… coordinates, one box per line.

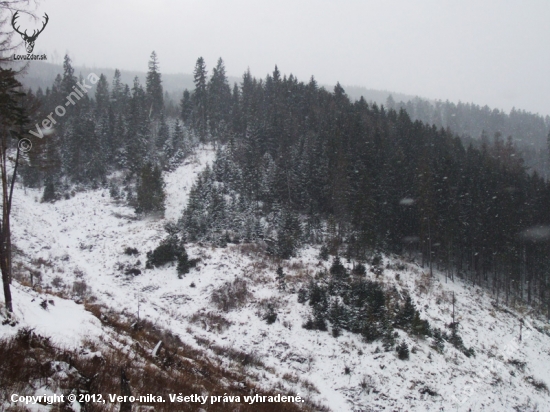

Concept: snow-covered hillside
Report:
left=3, top=145, right=550, bottom=411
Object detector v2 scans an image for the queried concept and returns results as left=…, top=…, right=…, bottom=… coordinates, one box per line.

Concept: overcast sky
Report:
left=18, top=0, right=550, bottom=116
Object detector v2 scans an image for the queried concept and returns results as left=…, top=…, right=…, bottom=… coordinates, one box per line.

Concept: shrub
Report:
left=146, top=236, right=179, bottom=268
left=146, top=235, right=191, bottom=278
left=211, top=278, right=250, bottom=312
left=72, top=281, right=88, bottom=297
left=124, top=247, right=139, bottom=256
left=51, top=276, right=64, bottom=288
left=525, top=376, right=549, bottom=393
left=302, top=312, right=327, bottom=331
left=360, top=375, right=376, bottom=394
left=419, top=387, right=438, bottom=396
left=190, top=312, right=232, bottom=333
left=508, top=359, right=526, bottom=372
left=125, top=268, right=141, bottom=276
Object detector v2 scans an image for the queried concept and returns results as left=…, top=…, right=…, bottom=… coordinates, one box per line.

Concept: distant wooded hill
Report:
left=17, top=60, right=550, bottom=177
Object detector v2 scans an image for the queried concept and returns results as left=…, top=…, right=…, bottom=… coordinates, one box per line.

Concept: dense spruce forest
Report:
left=18, top=52, right=550, bottom=318
left=387, top=95, right=550, bottom=178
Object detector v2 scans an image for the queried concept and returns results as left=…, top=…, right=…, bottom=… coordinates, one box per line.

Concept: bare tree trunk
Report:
left=0, top=129, right=13, bottom=313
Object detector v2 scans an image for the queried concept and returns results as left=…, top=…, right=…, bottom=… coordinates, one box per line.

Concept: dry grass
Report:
left=211, top=277, right=251, bottom=312
left=415, top=271, right=433, bottom=295
left=189, top=311, right=232, bottom=333
left=0, top=302, right=321, bottom=412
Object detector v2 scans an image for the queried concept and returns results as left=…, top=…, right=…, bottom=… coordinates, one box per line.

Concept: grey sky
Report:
left=20, top=0, right=550, bottom=116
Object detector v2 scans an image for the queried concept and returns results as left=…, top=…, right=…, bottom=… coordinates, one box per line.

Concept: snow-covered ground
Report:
left=3, top=145, right=550, bottom=411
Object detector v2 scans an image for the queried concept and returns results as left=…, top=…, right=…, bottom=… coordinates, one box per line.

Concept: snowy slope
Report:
left=4, top=145, right=550, bottom=411
left=0, top=283, right=103, bottom=347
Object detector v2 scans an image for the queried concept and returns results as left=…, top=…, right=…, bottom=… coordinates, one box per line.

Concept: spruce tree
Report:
left=95, top=74, right=110, bottom=114
left=136, top=162, right=166, bottom=216
left=208, top=58, right=232, bottom=137
left=397, top=341, right=410, bottom=360
left=276, top=266, right=286, bottom=291
left=145, top=51, right=164, bottom=118
left=42, top=179, right=56, bottom=202
left=276, top=209, right=301, bottom=259
left=170, top=120, right=186, bottom=167
left=156, top=113, right=170, bottom=151
left=180, top=89, right=193, bottom=124
left=127, top=77, right=150, bottom=173
left=111, top=69, right=128, bottom=114
left=61, top=54, right=77, bottom=98
left=176, top=247, right=190, bottom=277
left=395, top=294, right=416, bottom=330
left=192, top=57, right=208, bottom=141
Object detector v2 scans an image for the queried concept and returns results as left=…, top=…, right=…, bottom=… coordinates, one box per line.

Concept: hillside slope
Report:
left=3, top=146, right=550, bottom=412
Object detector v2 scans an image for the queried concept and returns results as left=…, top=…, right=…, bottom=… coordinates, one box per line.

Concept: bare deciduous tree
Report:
left=0, top=1, right=39, bottom=314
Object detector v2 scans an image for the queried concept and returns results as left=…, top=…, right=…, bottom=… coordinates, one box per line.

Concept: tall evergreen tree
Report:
left=127, top=77, right=150, bottom=173
left=180, top=89, right=193, bottom=124
left=136, top=162, right=166, bottom=216
left=192, top=57, right=208, bottom=142
left=208, top=58, right=232, bottom=138
left=145, top=51, right=164, bottom=119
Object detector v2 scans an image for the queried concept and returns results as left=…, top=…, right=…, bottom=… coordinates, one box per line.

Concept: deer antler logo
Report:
left=11, top=11, right=49, bottom=54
